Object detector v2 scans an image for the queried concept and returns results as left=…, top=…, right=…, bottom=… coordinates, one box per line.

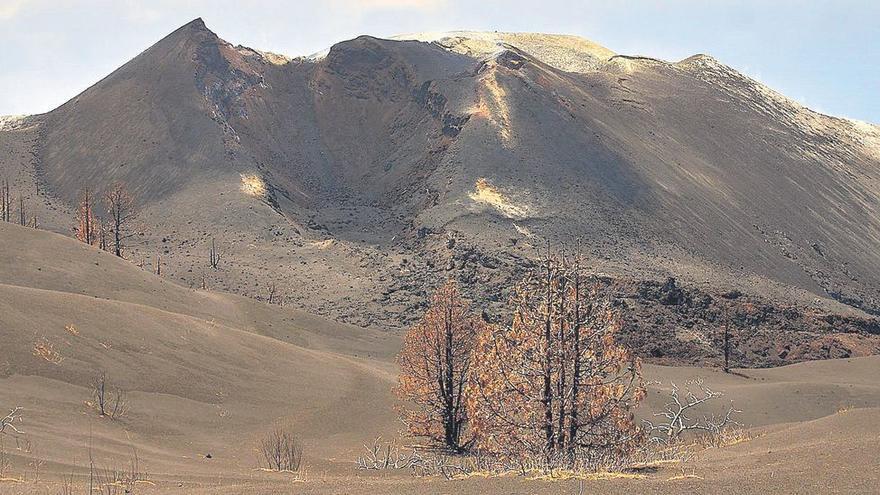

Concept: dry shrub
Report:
left=411, top=448, right=680, bottom=480
left=408, top=450, right=504, bottom=479
left=33, top=338, right=63, bottom=364
left=26, top=451, right=44, bottom=483
left=356, top=437, right=695, bottom=481
left=697, top=426, right=754, bottom=449
left=353, top=438, right=482, bottom=478
left=837, top=404, right=855, bottom=414
left=0, top=419, right=28, bottom=484
left=259, top=425, right=303, bottom=472
left=355, top=437, right=423, bottom=471
left=91, top=372, right=127, bottom=419
left=0, top=438, right=10, bottom=479
left=64, top=324, right=80, bottom=336
left=60, top=471, right=75, bottom=495
left=90, top=446, right=150, bottom=495
left=666, top=466, right=703, bottom=481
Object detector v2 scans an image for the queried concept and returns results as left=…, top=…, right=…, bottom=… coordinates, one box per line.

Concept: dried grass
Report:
left=33, top=338, right=63, bottom=364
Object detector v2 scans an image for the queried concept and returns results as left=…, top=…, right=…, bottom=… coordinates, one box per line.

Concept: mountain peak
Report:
left=184, top=17, right=207, bottom=30
left=165, top=17, right=216, bottom=43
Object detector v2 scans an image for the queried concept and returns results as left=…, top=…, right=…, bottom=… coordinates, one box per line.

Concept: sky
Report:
left=0, top=0, right=877, bottom=123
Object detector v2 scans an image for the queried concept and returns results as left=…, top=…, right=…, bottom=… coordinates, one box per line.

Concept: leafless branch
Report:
left=92, top=372, right=128, bottom=420
left=356, top=437, right=419, bottom=470
left=643, top=378, right=740, bottom=442
left=0, top=407, right=24, bottom=436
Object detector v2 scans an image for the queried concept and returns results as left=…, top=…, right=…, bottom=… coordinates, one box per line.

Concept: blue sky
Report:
left=1, top=0, right=877, bottom=123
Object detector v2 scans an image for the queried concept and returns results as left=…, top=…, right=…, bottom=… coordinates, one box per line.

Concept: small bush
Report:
left=355, top=437, right=419, bottom=471
left=259, top=425, right=303, bottom=472
left=89, top=445, right=149, bottom=495
left=91, top=372, right=127, bottom=419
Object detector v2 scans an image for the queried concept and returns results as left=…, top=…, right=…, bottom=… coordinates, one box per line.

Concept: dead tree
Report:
left=104, top=182, right=137, bottom=257
left=98, top=218, right=110, bottom=252
left=266, top=283, right=283, bottom=306
left=17, top=195, right=25, bottom=226
left=469, top=243, right=644, bottom=464
left=0, top=407, right=24, bottom=436
left=209, top=238, right=221, bottom=269
left=155, top=254, right=162, bottom=276
left=92, top=372, right=127, bottom=419
left=395, top=280, right=486, bottom=453
left=723, top=325, right=730, bottom=373
left=75, top=188, right=99, bottom=245
left=643, top=378, right=739, bottom=443
left=0, top=179, right=10, bottom=222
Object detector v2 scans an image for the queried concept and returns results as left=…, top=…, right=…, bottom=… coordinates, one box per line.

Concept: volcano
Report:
left=1, top=18, right=879, bottom=337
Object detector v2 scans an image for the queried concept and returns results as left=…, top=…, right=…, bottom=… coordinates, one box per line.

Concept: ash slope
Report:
left=3, top=18, right=880, bottom=329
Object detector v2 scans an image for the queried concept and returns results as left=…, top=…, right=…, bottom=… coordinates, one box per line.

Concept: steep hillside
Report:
left=2, top=19, right=879, bottom=331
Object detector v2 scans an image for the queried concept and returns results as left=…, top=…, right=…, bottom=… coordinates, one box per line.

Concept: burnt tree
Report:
left=0, top=179, right=10, bottom=222
left=75, top=188, right=99, bottom=245
left=395, top=280, right=487, bottom=452
left=209, top=238, right=221, bottom=268
left=104, top=182, right=137, bottom=257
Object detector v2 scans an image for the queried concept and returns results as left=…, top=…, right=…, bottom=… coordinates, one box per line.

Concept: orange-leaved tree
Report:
left=467, top=247, right=644, bottom=466
left=395, top=279, right=488, bottom=453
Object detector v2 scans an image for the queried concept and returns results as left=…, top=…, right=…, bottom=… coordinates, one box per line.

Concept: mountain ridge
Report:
left=1, top=18, right=879, bottom=331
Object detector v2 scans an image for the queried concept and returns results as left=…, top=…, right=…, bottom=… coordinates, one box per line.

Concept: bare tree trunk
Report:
left=1, top=179, right=10, bottom=222
left=85, top=194, right=93, bottom=244
left=443, top=296, right=456, bottom=450
left=77, top=188, right=97, bottom=245
left=114, top=214, right=122, bottom=256
left=88, top=425, right=94, bottom=495
left=542, top=247, right=555, bottom=457
left=17, top=195, right=25, bottom=226
left=568, top=251, right=583, bottom=456
left=104, top=182, right=136, bottom=257
left=723, top=325, right=730, bottom=373
left=209, top=238, right=221, bottom=268
left=555, top=265, right=568, bottom=451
